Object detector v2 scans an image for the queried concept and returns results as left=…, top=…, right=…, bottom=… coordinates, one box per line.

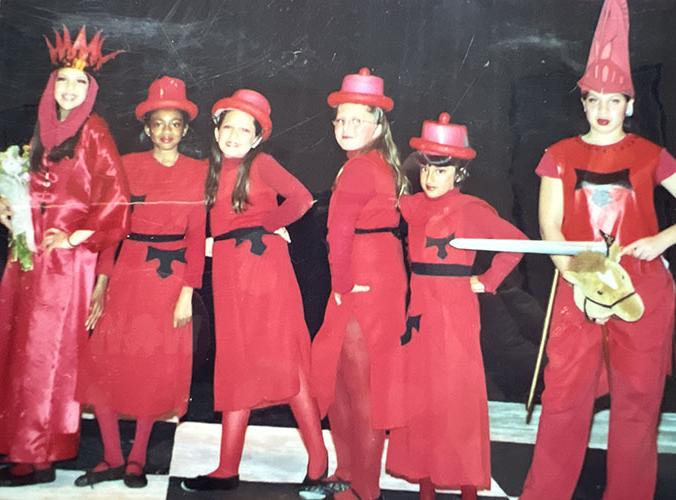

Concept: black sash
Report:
left=410, top=262, right=472, bottom=277
left=213, top=226, right=271, bottom=256
left=127, top=232, right=185, bottom=243
left=354, top=226, right=401, bottom=239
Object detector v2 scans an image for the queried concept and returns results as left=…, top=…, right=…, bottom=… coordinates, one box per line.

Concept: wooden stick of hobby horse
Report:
left=526, top=268, right=560, bottom=424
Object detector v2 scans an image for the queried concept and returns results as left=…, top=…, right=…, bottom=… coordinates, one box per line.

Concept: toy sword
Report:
left=450, top=238, right=607, bottom=255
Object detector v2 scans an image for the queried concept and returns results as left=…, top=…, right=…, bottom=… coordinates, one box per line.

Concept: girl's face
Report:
left=54, top=67, right=89, bottom=119
left=333, top=103, right=382, bottom=152
left=582, top=91, right=632, bottom=138
left=214, top=109, right=261, bottom=159
left=145, top=109, right=187, bottom=153
left=420, top=164, right=456, bottom=199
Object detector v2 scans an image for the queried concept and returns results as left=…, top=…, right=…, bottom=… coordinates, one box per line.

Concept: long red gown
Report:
left=311, top=149, right=407, bottom=429
left=210, top=153, right=313, bottom=411
left=0, top=114, right=129, bottom=463
left=386, top=189, right=525, bottom=489
left=76, top=151, right=206, bottom=418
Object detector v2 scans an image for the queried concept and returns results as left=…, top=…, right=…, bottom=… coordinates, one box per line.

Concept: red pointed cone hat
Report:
left=578, top=0, right=634, bottom=96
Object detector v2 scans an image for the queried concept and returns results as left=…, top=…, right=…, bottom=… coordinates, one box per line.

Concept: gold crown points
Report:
left=44, top=25, right=122, bottom=73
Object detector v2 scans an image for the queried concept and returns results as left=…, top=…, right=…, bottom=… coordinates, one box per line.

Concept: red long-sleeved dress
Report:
left=210, top=153, right=313, bottom=411
left=0, top=114, right=129, bottom=463
left=76, top=151, right=206, bottom=418
left=311, top=149, right=407, bottom=429
left=386, top=189, right=525, bottom=489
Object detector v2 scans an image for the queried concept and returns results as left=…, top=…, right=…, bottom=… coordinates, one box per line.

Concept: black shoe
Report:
left=301, top=465, right=328, bottom=486
left=123, top=461, right=148, bottom=488
left=0, top=466, right=55, bottom=487
left=74, top=461, right=125, bottom=487
left=181, top=474, right=240, bottom=491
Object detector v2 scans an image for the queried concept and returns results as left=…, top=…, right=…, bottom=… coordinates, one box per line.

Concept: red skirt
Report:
left=76, top=240, right=192, bottom=418
left=211, top=233, right=310, bottom=411
left=311, top=232, right=407, bottom=429
left=386, top=274, right=491, bottom=489
left=0, top=247, right=96, bottom=462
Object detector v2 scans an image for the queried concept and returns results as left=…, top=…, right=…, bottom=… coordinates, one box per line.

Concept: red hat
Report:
left=327, top=67, right=394, bottom=111
left=578, top=0, right=634, bottom=97
left=135, top=76, right=198, bottom=121
left=211, top=89, right=272, bottom=141
left=44, top=25, right=122, bottom=73
left=410, top=112, right=476, bottom=160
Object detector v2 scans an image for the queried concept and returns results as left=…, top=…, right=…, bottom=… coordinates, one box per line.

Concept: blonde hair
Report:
left=359, top=107, right=409, bottom=198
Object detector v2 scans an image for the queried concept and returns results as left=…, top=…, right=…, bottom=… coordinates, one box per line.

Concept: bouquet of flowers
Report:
left=0, top=144, right=35, bottom=271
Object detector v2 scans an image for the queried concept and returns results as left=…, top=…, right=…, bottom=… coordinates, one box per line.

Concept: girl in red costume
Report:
left=520, top=1, right=676, bottom=499
left=74, top=76, right=206, bottom=488
left=0, top=26, right=128, bottom=486
left=310, top=68, right=408, bottom=500
left=386, top=113, right=525, bottom=500
left=182, top=89, right=328, bottom=491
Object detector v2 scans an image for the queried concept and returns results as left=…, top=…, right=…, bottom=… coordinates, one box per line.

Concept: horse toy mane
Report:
left=562, top=241, right=644, bottom=322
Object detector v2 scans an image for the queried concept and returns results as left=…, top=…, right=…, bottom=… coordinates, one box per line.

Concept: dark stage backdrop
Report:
left=1, top=0, right=675, bottom=406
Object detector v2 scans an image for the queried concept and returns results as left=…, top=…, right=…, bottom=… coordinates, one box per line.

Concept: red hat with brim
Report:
left=327, top=67, right=394, bottom=111
left=135, top=76, right=198, bottom=121
left=211, top=89, right=272, bottom=141
left=409, top=112, right=476, bottom=160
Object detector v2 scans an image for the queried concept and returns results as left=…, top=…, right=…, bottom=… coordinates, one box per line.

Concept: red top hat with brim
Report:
left=135, top=76, right=198, bottom=121
left=410, top=112, right=476, bottom=160
left=211, top=89, right=273, bottom=141
left=327, top=67, right=394, bottom=111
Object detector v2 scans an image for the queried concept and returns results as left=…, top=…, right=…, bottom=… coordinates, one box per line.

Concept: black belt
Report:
left=213, top=226, right=271, bottom=256
left=355, top=226, right=401, bottom=239
left=410, top=262, right=472, bottom=277
left=127, top=232, right=185, bottom=243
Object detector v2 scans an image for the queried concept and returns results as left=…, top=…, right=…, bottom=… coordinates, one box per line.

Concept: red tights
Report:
left=94, top=407, right=155, bottom=474
left=209, top=369, right=327, bottom=479
left=328, top=320, right=385, bottom=500
left=419, top=479, right=477, bottom=500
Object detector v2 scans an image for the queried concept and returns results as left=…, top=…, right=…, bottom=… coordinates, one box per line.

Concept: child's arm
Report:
left=465, top=201, right=527, bottom=293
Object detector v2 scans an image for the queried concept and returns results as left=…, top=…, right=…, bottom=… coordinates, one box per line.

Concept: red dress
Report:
left=386, top=190, right=525, bottom=489
left=210, top=153, right=313, bottom=411
left=76, top=151, right=206, bottom=418
left=521, top=135, right=676, bottom=500
left=0, top=114, right=129, bottom=463
left=311, top=149, right=407, bottom=429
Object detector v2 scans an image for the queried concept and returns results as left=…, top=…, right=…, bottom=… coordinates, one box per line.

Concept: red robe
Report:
left=0, top=114, right=129, bottom=463
left=210, top=153, right=313, bottom=411
left=76, top=151, right=206, bottom=418
left=386, top=189, right=525, bottom=489
left=311, top=149, right=407, bottom=429
left=521, top=135, right=676, bottom=500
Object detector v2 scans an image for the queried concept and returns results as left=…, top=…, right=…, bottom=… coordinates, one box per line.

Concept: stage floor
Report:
left=0, top=401, right=674, bottom=500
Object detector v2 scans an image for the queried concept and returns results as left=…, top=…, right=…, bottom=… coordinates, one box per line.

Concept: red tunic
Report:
left=521, top=135, right=676, bottom=500
left=210, top=153, right=313, bottom=411
left=76, top=151, right=206, bottom=418
left=0, top=114, right=129, bottom=463
left=311, top=149, right=407, bottom=429
left=386, top=190, right=525, bottom=489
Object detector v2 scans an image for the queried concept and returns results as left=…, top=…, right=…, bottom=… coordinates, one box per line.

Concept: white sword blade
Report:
left=450, top=238, right=607, bottom=255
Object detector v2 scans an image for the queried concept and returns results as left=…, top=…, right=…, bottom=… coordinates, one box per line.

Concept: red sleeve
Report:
left=256, top=154, right=313, bottom=231
left=95, top=243, right=117, bottom=276
left=463, top=201, right=526, bottom=294
left=655, top=148, right=676, bottom=184
left=326, top=158, right=375, bottom=294
left=80, top=116, right=130, bottom=252
left=534, top=149, right=560, bottom=179
left=182, top=200, right=207, bottom=289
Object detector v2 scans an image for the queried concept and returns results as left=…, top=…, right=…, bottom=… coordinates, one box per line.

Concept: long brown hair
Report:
left=205, top=110, right=263, bottom=211
left=29, top=122, right=84, bottom=172
left=359, top=106, right=409, bottom=198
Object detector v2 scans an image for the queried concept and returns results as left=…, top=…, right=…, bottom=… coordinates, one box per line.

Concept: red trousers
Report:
left=521, top=259, right=674, bottom=500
